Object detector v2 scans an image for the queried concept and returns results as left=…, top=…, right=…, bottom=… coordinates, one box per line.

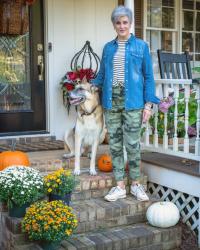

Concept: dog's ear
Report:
left=82, top=76, right=88, bottom=84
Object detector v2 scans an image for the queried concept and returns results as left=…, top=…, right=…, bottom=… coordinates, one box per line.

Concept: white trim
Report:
left=179, top=0, right=182, bottom=53
left=141, top=162, right=200, bottom=197
left=145, top=27, right=177, bottom=32
left=43, top=0, right=49, bottom=132
left=44, top=0, right=56, bottom=136
left=143, top=0, right=147, bottom=41
left=124, top=0, right=135, bottom=34
left=0, top=134, right=52, bottom=140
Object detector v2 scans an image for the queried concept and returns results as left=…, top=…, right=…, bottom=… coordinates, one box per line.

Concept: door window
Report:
left=182, top=0, right=200, bottom=71
left=0, top=34, right=31, bottom=112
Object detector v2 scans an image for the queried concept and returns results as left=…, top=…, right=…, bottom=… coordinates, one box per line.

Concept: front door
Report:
left=0, top=0, right=46, bottom=135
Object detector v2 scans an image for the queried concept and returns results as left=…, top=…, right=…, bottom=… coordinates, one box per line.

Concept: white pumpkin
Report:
left=146, top=201, right=180, bottom=228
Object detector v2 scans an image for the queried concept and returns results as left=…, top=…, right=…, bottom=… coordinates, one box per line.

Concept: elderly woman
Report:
left=92, top=6, right=160, bottom=202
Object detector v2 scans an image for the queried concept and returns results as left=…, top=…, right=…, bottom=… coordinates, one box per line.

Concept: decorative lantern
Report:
left=70, top=41, right=100, bottom=78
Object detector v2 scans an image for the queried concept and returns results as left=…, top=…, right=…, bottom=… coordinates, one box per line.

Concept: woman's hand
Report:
left=142, top=109, right=152, bottom=123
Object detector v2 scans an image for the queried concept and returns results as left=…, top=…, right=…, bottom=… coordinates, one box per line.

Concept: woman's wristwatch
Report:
left=144, top=102, right=153, bottom=111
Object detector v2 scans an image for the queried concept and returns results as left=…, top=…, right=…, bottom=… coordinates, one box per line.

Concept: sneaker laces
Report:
left=108, top=186, right=121, bottom=195
left=135, top=184, right=146, bottom=195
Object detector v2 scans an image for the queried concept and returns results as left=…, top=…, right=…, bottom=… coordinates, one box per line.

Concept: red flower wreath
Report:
left=60, top=68, right=95, bottom=112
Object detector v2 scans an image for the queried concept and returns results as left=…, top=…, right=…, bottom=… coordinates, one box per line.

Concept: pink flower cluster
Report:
left=159, top=96, right=175, bottom=113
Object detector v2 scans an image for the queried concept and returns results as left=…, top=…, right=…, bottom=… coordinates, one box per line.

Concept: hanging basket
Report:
left=0, top=0, right=29, bottom=35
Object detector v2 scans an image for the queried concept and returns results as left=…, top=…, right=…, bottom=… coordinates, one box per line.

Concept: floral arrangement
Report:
left=158, top=96, right=174, bottom=113
left=25, top=0, right=36, bottom=5
left=60, top=68, right=95, bottom=112
left=21, top=200, right=78, bottom=242
left=0, top=166, right=44, bottom=208
left=44, top=168, right=76, bottom=196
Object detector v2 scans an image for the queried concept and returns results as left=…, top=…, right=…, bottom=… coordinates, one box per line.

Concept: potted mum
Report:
left=44, top=168, right=76, bottom=205
left=22, top=200, right=78, bottom=250
left=0, top=165, right=44, bottom=217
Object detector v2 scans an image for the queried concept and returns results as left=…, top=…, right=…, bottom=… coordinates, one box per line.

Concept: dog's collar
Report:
left=81, top=106, right=97, bottom=117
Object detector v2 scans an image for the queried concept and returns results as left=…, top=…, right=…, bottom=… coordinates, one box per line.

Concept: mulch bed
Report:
left=180, top=221, right=199, bottom=250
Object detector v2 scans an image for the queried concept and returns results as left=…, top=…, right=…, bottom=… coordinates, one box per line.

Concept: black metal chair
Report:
left=157, top=49, right=199, bottom=85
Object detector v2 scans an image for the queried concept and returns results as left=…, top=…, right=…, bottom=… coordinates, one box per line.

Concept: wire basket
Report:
left=0, top=0, right=29, bottom=35
left=70, top=41, right=100, bottom=78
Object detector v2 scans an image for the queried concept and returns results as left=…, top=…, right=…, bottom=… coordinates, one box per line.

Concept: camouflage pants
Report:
left=104, top=86, right=142, bottom=181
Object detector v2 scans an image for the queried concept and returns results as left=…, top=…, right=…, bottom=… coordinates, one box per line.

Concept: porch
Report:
left=0, top=0, right=200, bottom=249
left=0, top=138, right=199, bottom=249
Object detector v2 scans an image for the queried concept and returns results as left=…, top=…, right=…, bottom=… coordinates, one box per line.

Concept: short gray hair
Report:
left=111, top=5, right=133, bottom=24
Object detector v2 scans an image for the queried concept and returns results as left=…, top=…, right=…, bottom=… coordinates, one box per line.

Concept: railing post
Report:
left=163, top=84, right=169, bottom=149
left=195, top=84, right=200, bottom=157
left=184, top=85, right=190, bottom=153
left=173, top=85, right=179, bottom=151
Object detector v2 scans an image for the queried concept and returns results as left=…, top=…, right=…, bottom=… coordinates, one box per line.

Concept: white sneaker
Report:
left=131, top=184, right=149, bottom=201
left=104, top=186, right=126, bottom=202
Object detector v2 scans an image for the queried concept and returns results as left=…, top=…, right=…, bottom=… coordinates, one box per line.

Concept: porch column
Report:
left=124, top=0, right=135, bottom=34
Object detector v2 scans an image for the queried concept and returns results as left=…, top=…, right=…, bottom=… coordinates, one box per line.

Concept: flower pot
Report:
left=8, top=202, right=30, bottom=218
left=49, top=193, right=72, bottom=206
left=39, top=241, right=60, bottom=250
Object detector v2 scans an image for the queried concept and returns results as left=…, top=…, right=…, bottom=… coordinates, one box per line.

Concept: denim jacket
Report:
left=91, top=34, right=160, bottom=110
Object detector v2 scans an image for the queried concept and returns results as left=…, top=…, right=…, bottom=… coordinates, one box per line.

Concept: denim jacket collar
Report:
left=111, top=33, right=135, bottom=45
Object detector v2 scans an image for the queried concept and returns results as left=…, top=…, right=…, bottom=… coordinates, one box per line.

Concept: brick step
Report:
left=61, top=223, right=181, bottom=250
left=1, top=196, right=155, bottom=236
left=71, top=196, right=156, bottom=234
left=71, top=171, right=147, bottom=201
left=28, top=145, right=110, bottom=172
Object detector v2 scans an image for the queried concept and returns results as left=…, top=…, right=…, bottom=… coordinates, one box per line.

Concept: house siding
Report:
left=46, top=0, right=117, bottom=139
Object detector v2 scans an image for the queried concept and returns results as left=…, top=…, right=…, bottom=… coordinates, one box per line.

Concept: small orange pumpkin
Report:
left=98, top=154, right=112, bottom=172
left=0, top=151, right=30, bottom=171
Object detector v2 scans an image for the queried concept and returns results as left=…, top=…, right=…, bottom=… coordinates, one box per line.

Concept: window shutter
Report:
left=118, top=0, right=124, bottom=5
left=135, top=0, right=143, bottom=39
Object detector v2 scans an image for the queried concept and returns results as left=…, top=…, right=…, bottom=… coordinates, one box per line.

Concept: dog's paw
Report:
left=73, top=168, right=80, bottom=175
left=63, top=153, right=74, bottom=159
left=90, top=169, right=97, bottom=176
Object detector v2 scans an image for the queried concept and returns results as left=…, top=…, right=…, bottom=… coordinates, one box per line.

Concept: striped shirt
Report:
left=113, top=40, right=127, bottom=87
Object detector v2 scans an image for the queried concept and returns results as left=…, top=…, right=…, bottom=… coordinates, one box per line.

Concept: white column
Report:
left=124, top=0, right=135, bottom=34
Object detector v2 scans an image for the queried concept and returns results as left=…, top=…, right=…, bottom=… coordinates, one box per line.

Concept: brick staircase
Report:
left=0, top=146, right=182, bottom=250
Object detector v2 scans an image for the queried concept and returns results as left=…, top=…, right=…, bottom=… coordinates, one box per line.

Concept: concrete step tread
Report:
left=71, top=195, right=156, bottom=216
left=71, top=196, right=158, bottom=234
left=71, top=173, right=147, bottom=201
left=73, top=172, right=147, bottom=191
left=61, top=222, right=181, bottom=250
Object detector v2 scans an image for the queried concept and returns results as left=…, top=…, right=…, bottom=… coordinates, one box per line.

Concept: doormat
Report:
left=0, top=140, right=64, bottom=153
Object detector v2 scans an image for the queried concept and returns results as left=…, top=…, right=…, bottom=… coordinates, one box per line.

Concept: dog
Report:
left=63, top=79, right=106, bottom=175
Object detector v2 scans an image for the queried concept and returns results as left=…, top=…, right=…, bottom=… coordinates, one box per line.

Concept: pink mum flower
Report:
left=159, top=96, right=174, bottom=113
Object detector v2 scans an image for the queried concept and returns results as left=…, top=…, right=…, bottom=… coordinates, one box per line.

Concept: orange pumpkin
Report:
left=98, top=154, right=112, bottom=172
left=0, top=151, right=30, bottom=171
